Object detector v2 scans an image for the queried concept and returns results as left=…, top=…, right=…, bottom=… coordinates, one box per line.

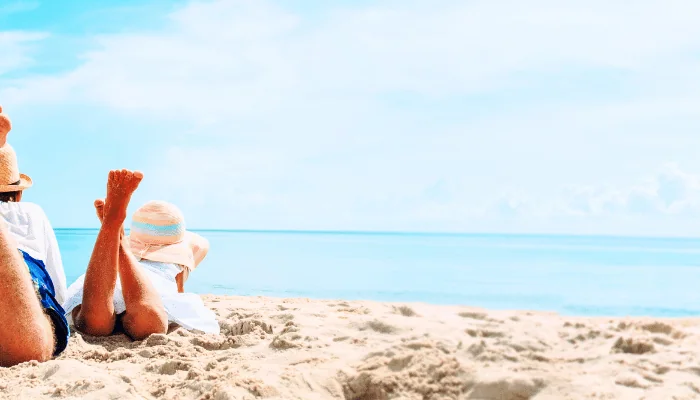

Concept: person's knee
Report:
left=123, top=304, right=168, bottom=341
left=1, top=343, right=53, bottom=367
left=0, top=317, right=55, bottom=367
left=73, top=306, right=115, bottom=337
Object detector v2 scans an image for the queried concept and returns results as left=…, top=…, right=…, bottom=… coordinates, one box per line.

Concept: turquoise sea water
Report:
left=56, top=230, right=700, bottom=317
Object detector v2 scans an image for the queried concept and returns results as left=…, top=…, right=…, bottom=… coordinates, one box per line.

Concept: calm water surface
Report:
left=56, top=230, right=700, bottom=317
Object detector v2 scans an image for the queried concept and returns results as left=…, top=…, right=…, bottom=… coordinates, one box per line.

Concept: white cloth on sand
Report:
left=62, top=259, right=220, bottom=334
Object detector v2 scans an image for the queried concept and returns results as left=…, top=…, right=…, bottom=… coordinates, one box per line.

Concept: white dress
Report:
left=62, top=259, right=220, bottom=334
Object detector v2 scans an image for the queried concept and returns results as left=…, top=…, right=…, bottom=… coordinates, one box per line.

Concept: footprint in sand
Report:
left=188, top=320, right=274, bottom=351
left=458, top=311, right=488, bottom=320
left=270, top=321, right=308, bottom=350
left=465, top=328, right=505, bottom=339
left=615, top=373, right=650, bottom=389
left=360, top=320, right=400, bottom=334
left=145, top=360, right=193, bottom=376
left=639, top=321, right=686, bottom=339
left=469, top=376, right=547, bottom=399
left=144, top=334, right=171, bottom=347
left=227, top=319, right=274, bottom=336
left=611, top=337, right=655, bottom=355
left=271, top=313, right=295, bottom=322
left=340, top=340, right=474, bottom=399
left=393, top=305, right=419, bottom=317
left=338, top=306, right=372, bottom=315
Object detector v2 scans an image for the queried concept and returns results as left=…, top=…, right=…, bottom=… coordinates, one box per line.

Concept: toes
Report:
left=109, top=169, right=124, bottom=184
left=131, top=171, right=144, bottom=187
left=122, top=170, right=143, bottom=187
left=94, top=199, right=105, bottom=221
left=108, top=169, right=142, bottom=189
left=94, top=199, right=105, bottom=216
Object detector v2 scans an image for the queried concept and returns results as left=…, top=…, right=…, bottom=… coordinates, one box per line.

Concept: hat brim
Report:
left=0, top=173, right=32, bottom=193
left=127, top=231, right=209, bottom=271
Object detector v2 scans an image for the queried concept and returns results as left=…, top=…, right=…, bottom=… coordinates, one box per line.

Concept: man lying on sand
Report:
left=0, top=105, right=70, bottom=367
left=62, top=172, right=219, bottom=338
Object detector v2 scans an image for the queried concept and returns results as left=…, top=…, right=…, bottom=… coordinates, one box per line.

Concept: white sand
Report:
left=1, top=296, right=700, bottom=399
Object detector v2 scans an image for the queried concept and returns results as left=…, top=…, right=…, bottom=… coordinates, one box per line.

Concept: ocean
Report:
left=56, top=229, right=700, bottom=318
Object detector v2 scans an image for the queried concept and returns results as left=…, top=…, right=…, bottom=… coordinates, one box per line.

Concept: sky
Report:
left=1, top=0, right=699, bottom=236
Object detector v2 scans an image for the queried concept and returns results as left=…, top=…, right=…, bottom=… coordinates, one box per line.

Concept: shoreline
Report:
left=2, top=295, right=700, bottom=399
left=52, top=227, right=700, bottom=241
left=204, top=294, right=700, bottom=321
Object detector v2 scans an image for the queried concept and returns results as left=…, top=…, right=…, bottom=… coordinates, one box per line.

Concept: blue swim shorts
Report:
left=20, top=249, right=70, bottom=356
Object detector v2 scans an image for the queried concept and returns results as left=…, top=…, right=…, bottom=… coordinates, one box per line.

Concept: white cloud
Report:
left=0, top=2, right=39, bottom=18
left=5, top=0, right=700, bottom=114
left=0, top=31, right=47, bottom=76
left=2, top=0, right=700, bottom=233
left=500, top=164, right=700, bottom=218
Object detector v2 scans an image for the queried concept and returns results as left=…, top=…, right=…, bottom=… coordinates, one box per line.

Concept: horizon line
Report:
left=51, top=227, right=700, bottom=241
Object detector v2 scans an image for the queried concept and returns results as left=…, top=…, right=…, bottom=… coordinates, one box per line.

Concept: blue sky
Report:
left=1, top=0, right=700, bottom=235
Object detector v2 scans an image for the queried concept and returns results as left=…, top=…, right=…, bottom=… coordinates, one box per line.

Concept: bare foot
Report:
left=95, top=197, right=127, bottom=239
left=102, top=169, right=143, bottom=230
left=94, top=199, right=105, bottom=223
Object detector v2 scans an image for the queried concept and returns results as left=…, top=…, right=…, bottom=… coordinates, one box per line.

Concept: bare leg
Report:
left=94, top=198, right=168, bottom=340
left=0, top=221, right=54, bottom=366
left=74, top=170, right=142, bottom=336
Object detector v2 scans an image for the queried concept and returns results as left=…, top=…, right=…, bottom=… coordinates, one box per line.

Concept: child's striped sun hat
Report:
left=127, top=200, right=209, bottom=271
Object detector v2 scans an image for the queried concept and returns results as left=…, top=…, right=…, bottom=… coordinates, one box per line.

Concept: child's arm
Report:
left=175, top=267, right=190, bottom=293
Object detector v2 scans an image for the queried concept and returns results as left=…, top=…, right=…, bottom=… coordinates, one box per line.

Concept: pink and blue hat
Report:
left=127, top=200, right=209, bottom=271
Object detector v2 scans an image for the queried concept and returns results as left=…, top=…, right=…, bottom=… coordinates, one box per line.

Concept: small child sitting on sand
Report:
left=63, top=171, right=219, bottom=338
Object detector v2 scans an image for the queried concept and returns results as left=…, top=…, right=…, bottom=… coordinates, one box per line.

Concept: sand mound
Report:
left=340, top=340, right=472, bottom=399
left=1, top=296, right=700, bottom=399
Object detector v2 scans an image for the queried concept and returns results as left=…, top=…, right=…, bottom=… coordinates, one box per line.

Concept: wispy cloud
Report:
left=500, top=164, right=700, bottom=218
left=6, top=0, right=700, bottom=112
left=0, top=31, right=48, bottom=76
left=1, top=0, right=700, bottom=233
left=0, top=1, right=40, bottom=16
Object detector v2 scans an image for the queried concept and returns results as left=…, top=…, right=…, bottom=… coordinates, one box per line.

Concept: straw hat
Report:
left=127, top=200, right=209, bottom=271
left=0, top=105, right=33, bottom=193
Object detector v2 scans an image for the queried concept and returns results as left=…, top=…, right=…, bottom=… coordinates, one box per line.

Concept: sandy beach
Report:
left=1, top=296, right=700, bottom=399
